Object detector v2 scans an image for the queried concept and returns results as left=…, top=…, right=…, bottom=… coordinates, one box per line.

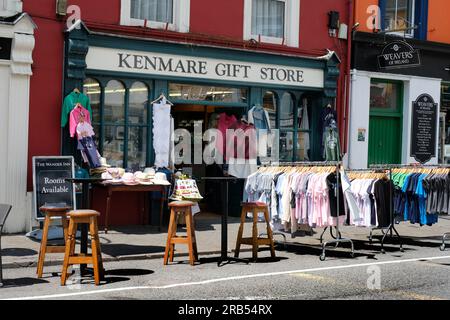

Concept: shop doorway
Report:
left=368, top=79, right=403, bottom=165
left=171, top=104, right=246, bottom=216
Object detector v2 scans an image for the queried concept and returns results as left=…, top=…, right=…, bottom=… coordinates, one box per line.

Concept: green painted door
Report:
left=368, top=80, right=403, bottom=166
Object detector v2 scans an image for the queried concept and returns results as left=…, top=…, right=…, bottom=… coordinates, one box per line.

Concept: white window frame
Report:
left=384, top=0, right=415, bottom=38
left=243, top=0, right=300, bottom=47
left=0, top=0, right=22, bottom=17
left=120, top=0, right=190, bottom=33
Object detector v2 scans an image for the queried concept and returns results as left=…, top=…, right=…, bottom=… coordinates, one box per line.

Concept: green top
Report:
left=61, top=91, right=92, bottom=127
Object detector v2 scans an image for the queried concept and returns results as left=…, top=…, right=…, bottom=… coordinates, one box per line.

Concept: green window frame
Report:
left=83, top=77, right=153, bottom=170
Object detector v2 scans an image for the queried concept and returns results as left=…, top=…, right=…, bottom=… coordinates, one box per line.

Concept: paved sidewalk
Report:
left=2, top=213, right=449, bottom=269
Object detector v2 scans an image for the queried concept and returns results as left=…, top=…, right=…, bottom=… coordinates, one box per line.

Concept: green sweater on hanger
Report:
left=61, top=91, right=92, bottom=127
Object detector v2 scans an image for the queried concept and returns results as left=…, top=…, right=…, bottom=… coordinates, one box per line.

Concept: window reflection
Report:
left=169, top=83, right=248, bottom=103
left=129, top=82, right=148, bottom=125
left=104, top=80, right=126, bottom=123
left=263, top=91, right=277, bottom=128
left=83, top=78, right=101, bottom=123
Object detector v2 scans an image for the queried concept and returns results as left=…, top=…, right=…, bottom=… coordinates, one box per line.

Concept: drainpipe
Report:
left=343, top=0, right=354, bottom=155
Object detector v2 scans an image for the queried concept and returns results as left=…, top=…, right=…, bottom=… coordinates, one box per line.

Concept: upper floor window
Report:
left=244, top=0, right=300, bottom=47
left=384, top=0, right=415, bottom=36
left=0, top=0, right=22, bottom=17
left=120, top=0, right=190, bottom=33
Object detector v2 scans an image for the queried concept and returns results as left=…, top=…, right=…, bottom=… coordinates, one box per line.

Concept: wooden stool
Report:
left=235, top=202, right=276, bottom=261
left=37, top=206, right=71, bottom=278
left=61, top=210, right=104, bottom=286
left=164, top=201, right=198, bottom=266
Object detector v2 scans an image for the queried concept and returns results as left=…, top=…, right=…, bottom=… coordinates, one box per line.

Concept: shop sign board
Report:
left=86, top=46, right=324, bottom=89
left=32, top=156, right=76, bottom=220
left=378, top=40, right=420, bottom=70
left=410, top=94, right=438, bottom=164
left=0, top=37, right=12, bottom=60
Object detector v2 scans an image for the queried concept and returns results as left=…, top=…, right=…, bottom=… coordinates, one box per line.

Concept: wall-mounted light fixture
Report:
left=56, top=0, right=68, bottom=16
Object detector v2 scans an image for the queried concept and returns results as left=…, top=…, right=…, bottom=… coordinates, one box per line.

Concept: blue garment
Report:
left=249, top=106, right=270, bottom=130
left=78, top=136, right=101, bottom=168
left=416, top=174, right=428, bottom=226
left=402, top=174, right=411, bottom=221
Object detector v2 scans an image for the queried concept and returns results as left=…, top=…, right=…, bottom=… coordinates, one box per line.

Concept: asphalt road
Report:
left=1, top=240, right=449, bottom=301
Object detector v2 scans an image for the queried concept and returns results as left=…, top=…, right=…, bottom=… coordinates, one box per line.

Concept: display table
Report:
left=201, top=177, right=249, bottom=267
left=93, top=183, right=169, bottom=233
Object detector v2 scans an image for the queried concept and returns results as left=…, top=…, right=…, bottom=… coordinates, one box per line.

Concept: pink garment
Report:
left=76, top=122, right=95, bottom=140
left=69, top=105, right=91, bottom=138
left=217, top=113, right=237, bottom=157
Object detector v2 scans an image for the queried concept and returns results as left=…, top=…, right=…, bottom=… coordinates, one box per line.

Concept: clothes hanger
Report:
left=73, top=88, right=80, bottom=94
left=151, top=93, right=174, bottom=106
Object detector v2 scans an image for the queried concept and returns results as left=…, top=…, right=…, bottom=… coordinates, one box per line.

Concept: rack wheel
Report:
left=440, top=244, right=446, bottom=252
left=400, top=247, right=404, bottom=253
left=350, top=252, right=355, bottom=258
left=319, top=254, right=326, bottom=261
left=381, top=249, right=386, bottom=254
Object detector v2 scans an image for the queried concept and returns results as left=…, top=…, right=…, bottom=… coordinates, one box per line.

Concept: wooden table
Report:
left=94, top=183, right=169, bottom=233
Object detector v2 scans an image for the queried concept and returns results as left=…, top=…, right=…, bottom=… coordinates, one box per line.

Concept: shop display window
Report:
left=83, top=78, right=151, bottom=170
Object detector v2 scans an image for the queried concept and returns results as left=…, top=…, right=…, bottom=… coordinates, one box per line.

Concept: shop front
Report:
left=62, top=22, right=341, bottom=225
left=347, top=32, right=450, bottom=169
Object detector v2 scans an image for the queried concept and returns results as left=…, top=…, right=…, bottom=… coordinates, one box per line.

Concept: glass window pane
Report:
left=252, top=0, right=285, bottom=38
left=280, top=92, right=294, bottom=130
left=103, top=126, right=124, bottom=168
left=129, top=82, right=149, bottom=125
left=263, top=91, right=277, bottom=128
left=169, top=83, right=248, bottom=103
left=131, top=0, right=173, bottom=23
left=83, top=78, right=101, bottom=123
left=385, top=0, right=413, bottom=32
left=128, top=127, right=147, bottom=171
left=370, top=81, right=400, bottom=111
left=279, top=131, right=294, bottom=161
left=104, top=80, right=125, bottom=124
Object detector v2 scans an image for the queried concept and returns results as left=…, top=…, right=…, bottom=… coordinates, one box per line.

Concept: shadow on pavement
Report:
left=105, top=269, right=154, bottom=276
left=100, top=244, right=166, bottom=257
left=1, top=277, right=49, bottom=288
left=1, top=248, right=38, bottom=257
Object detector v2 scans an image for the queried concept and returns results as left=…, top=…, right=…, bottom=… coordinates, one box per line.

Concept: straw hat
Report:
left=152, top=172, right=171, bottom=186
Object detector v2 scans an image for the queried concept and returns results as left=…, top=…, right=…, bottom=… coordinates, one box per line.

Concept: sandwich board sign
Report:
left=32, top=156, right=76, bottom=220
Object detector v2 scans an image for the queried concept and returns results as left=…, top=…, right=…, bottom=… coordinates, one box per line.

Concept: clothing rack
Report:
left=258, top=161, right=355, bottom=261
left=345, top=167, right=402, bottom=253
left=370, top=163, right=450, bottom=253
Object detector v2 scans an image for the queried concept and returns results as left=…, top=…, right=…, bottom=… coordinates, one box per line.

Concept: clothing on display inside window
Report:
left=248, top=104, right=272, bottom=158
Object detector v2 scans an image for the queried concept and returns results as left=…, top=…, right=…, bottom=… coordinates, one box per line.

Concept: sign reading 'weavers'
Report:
left=378, top=41, right=421, bottom=70
left=410, top=94, right=438, bottom=164
left=85, top=46, right=324, bottom=88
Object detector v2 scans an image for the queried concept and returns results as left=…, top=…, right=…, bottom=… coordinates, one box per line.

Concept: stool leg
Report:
left=191, top=212, right=198, bottom=261
left=169, top=213, right=178, bottom=263
left=92, top=218, right=105, bottom=279
left=61, top=220, right=76, bottom=286
left=252, top=208, right=259, bottom=261
left=264, top=207, right=276, bottom=258
left=61, top=215, right=69, bottom=242
left=234, top=206, right=247, bottom=258
left=185, top=209, right=195, bottom=266
left=89, top=217, right=101, bottom=286
left=37, top=215, right=51, bottom=278
left=164, top=209, right=176, bottom=265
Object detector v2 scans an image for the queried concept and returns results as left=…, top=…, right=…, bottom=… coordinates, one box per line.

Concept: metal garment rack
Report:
left=258, top=161, right=355, bottom=261
left=346, top=167, right=403, bottom=253
left=371, top=163, right=450, bottom=252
